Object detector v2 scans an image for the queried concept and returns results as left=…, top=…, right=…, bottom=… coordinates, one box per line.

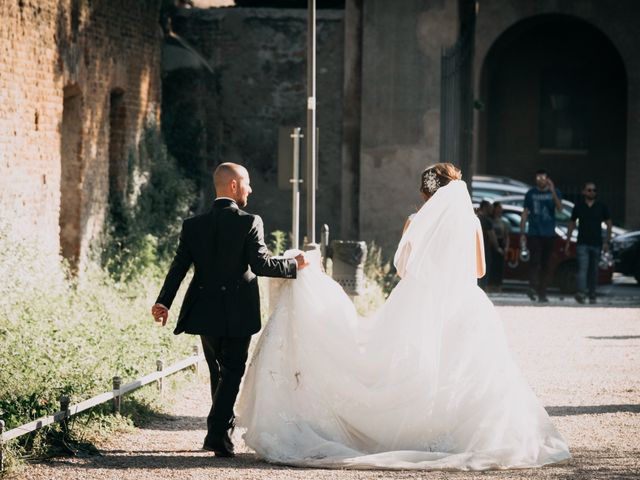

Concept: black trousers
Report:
left=488, top=248, right=505, bottom=287
left=478, top=245, right=492, bottom=290
left=528, top=236, right=555, bottom=296
left=200, top=335, right=251, bottom=442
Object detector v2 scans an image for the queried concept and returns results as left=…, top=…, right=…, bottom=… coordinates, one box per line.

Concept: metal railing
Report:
left=0, top=345, right=204, bottom=470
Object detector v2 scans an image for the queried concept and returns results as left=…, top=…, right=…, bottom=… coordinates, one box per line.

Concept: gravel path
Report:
left=9, top=306, right=640, bottom=480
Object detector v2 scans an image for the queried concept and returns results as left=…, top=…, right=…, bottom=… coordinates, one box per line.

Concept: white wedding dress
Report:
left=236, top=180, right=571, bottom=470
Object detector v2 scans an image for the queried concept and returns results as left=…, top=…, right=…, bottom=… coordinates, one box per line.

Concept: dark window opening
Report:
left=109, top=89, right=128, bottom=201
left=59, top=85, right=83, bottom=269
left=539, top=68, right=589, bottom=153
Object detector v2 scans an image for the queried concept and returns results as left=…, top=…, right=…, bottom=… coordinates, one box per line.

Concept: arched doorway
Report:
left=109, top=88, right=128, bottom=202
left=59, top=85, right=84, bottom=269
left=477, top=15, right=627, bottom=223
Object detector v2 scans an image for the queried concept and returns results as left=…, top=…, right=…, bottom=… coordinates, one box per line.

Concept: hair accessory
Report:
left=423, top=169, right=440, bottom=194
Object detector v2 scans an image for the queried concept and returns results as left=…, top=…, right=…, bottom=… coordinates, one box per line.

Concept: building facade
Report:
left=354, top=0, right=639, bottom=252
left=166, top=0, right=639, bottom=255
left=2, top=0, right=636, bottom=264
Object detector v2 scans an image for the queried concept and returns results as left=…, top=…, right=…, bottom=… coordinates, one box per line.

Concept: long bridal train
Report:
left=236, top=181, right=571, bottom=470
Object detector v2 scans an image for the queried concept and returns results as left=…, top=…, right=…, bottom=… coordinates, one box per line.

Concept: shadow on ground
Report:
left=135, top=415, right=204, bottom=431
left=29, top=449, right=640, bottom=480
left=546, top=404, right=640, bottom=416
left=586, top=335, right=640, bottom=340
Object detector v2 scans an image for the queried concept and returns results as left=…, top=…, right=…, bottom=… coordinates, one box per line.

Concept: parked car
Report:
left=611, top=230, right=640, bottom=283
left=472, top=175, right=531, bottom=188
left=471, top=175, right=529, bottom=203
left=480, top=203, right=614, bottom=292
left=494, top=195, right=627, bottom=238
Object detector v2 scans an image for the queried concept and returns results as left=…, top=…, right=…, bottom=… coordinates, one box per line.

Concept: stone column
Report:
left=625, top=64, right=640, bottom=228
left=358, top=0, right=458, bottom=253
left=340, top=0, right=363, bottom=240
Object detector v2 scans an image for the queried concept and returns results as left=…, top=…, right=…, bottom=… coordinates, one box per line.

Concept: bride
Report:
left=236, top=163, right=571, bottom=470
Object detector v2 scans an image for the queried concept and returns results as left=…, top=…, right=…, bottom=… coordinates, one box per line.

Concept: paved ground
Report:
left=8, top=305, right=640, bottom=480
left=491, top=273, right=640, bottom=308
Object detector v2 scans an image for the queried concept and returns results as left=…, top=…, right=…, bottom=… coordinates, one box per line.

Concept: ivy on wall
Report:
left=102, top=124, right=198, bottom=281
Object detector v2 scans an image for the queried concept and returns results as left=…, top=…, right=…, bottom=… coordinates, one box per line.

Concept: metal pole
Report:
left=290, top=128, right=303, bottom=250
left=306, top=0, right=317, bottom=245
left=192, top=345, right=200, bottom=375
left=0, top=419, right=5, bottom=471
left=112, top=376, right=122, bottom=414
left=320, top=224, right=329, bottom=270
left=59, top=395, right=70, bottom=435
left=156, top=360, right=164, bottom=394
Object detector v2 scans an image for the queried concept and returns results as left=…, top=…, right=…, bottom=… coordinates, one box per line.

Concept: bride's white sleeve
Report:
left=394, top=214, right=416, bottom=278
left=394, top=242, right=411, bottom=279
left=394, top=219, right=415, bottom=279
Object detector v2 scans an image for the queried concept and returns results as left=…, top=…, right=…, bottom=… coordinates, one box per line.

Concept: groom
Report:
left=151, top=162, right=307, bottom=457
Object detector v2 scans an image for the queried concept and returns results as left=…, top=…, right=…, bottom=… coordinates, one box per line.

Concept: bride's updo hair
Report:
left=420, top=162, right=462, bottom=199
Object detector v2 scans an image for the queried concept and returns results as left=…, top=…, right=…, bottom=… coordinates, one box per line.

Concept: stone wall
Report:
left=165, top=7, right=345, bottom=242
left=357, top=0, right=459, bottom=253
left=356, top=0, right=640, bottom=256
left=4, top=0, right=635, bottom=273
left=0, top=0, right=163, bottom=270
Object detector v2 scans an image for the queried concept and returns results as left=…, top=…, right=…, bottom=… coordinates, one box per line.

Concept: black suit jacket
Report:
left=156, top=199, right=297, bottom=337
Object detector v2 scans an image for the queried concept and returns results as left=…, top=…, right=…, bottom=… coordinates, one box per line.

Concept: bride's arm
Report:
left=476, top=227, right=486, bottom=279
left=402, top=217, right=412, bottom=234
left=395, top=216, right=415, bottom=278
left=395, top=242, right=410, bottom=278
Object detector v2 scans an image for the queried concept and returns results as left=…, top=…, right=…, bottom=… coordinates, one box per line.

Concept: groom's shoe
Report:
left=203, top=432, right=235, bottom=458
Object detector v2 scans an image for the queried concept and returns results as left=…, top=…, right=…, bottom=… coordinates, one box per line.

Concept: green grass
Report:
left=0, top=218, right=393, bottom=475
left=0, top=218, right=196, bottom=473
left=0, top=122, right=202, bottom=475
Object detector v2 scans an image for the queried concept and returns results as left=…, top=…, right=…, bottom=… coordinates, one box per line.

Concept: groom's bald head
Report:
left=214, top=162, right=252, bottom=207
left=214, top=163, right=247, bottom=189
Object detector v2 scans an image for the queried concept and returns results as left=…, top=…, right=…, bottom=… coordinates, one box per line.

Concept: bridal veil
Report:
left=237, top=180, right=571, bottom=470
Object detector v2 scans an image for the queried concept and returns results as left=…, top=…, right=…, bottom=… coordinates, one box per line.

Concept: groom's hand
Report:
left=295, top=253, right=310, bottom=270
left=151, top=303, right=169, bottom=326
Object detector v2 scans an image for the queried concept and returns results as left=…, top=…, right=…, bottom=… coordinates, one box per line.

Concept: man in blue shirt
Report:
left=520, top=169, right=562, bottom=302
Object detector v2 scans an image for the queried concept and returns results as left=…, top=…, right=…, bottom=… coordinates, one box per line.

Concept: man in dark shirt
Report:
left=520, top=170, right=562, bottom=303
left=565, top=182, right=612, bottom=304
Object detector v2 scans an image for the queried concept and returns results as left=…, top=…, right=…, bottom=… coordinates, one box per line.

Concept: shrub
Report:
left=0, top=220, right=194, bottom=472
left=102, top=124, right=198, bottom=281
left=0, top=124, right=201, bottom=473
left=363, top=241, right=399, bottom=297
left=267, top=230, right=289, bottom=256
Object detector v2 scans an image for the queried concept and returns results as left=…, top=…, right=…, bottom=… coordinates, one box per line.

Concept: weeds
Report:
left=1, top=124, right=202, bottom=475
left=102, top=124, right=197, bottom=282
left=0, top=212, right=193, bottom=472
left=267, top=230, right=289, bottom=256
left=363, top=241, right=399, bottom=297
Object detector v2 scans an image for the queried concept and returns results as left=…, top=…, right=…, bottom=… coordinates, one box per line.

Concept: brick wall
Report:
left=0, top=0, right=163, bottom=270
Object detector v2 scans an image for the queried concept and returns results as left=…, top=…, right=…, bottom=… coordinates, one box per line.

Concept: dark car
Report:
left=611, top=231, right=640, bottom=283
left=487, top=204, right=613, bottom=292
